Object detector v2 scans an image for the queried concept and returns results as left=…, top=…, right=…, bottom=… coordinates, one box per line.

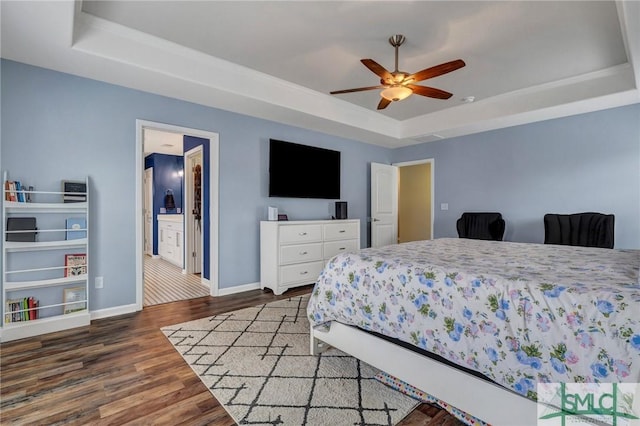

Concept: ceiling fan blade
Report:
left=377, top=98, right=391, bottom=110
left=408, top=85, right=453, bottom=99
left=407, top=59, right=466, bottom=83
left=361, top=59, right=393, bottom=81
left=330, top=85, right=386, bottom=95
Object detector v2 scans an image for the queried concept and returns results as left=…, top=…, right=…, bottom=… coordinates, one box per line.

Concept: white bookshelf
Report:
left=2, top=174, right=90, bottom=342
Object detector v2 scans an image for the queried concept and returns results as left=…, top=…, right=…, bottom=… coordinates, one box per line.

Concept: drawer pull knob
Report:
left=299, top=232, right=307, bottom=236
left=339, top=230, right=346, bottom=233
left=339, top=247, right=346, bottom=250
left=300, top=271, right=308, bottom=275
left=300, top=251, right=308, bottom=255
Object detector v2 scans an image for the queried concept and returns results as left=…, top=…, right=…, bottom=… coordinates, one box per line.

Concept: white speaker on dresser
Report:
left=260, top=219, right=360, bottom=295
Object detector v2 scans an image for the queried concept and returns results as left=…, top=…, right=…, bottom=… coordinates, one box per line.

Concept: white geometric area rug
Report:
left=161, top=295, right=419, bottom=425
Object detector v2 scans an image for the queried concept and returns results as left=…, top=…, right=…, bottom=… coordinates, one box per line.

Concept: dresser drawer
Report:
left=323, top=239, right=359, bottom=260
left=159, top=221, right=182, bottom=231
left=280, top=243, right=323, bottom=265
left=280, top=261, right=325, bottom=285
left=279, top=225, right=322, bottom=244
left=324, top=222, right=359, bottom=241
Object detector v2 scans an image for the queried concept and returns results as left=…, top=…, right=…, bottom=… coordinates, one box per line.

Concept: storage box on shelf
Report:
left=260, top=219, right=360, bottom=295
left=2, top=175, right=90, bottom=342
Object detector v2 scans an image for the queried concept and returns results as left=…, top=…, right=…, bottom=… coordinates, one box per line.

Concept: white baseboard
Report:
left=0, top=283, right=267, bottom=340
left=90, top=282, right=257, bottom=319
left=217, top=281, right=260, bottom=296
left=90, top=303, right=138, bottom=320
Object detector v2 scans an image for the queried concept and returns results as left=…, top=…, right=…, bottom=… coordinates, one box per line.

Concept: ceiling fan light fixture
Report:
left=329, top=34, right=465, bottom=110
left=381, top=86, right=412, bottom=102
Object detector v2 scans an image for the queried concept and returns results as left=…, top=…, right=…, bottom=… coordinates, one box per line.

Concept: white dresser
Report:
left=260, top=219, right=360, bottom=295
left=157, top=214, right=184, bottom=268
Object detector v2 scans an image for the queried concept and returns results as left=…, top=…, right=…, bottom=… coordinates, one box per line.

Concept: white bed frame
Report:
left=311, top=321, right=539, bottom=425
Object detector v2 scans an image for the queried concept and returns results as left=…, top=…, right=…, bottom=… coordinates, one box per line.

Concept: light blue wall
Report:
left=2, top=59, right=638, bottom=315
left=393, top=104, right=640, bottom=249
left=0, top=59, right=391, bottom=311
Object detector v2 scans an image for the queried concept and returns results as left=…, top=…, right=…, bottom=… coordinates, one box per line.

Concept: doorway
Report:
left=398, top=161, right=432, bottom=243
left=135, top=120, right=219, bottom=311
left=370, top=159, right=434, bottom=248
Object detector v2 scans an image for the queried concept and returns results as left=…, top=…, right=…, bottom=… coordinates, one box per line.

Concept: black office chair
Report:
left=543, top=212, right=614, bottom=249
left=456, top=212, right=505, bottom=241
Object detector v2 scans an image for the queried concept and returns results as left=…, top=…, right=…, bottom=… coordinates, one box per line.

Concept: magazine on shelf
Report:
left=65, top=218, right=87, bottom=240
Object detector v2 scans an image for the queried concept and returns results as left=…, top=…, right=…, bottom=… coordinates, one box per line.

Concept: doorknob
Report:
left=373, top=218, right=380, bottom=222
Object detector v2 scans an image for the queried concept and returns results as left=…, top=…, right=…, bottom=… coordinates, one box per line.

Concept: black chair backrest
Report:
left=543, top=212, right=614, bottom=249
left=456, top=212, right=505, bottom=241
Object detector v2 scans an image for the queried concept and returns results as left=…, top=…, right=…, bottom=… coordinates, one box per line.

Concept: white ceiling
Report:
left=1, top=1, right=639, bottom=148
left=143, top=128, right=183, bottom=156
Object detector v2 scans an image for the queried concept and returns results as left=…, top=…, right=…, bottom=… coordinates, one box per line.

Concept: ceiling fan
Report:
left=330, top=35, right=466, bottom=110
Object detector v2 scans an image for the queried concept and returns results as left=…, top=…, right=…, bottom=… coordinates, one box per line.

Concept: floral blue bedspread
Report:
left=307, top=238, right=640, bottom=400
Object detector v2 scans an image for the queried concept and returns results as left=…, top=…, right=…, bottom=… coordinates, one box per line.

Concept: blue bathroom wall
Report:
left=145, top=153, right=184, bottom=254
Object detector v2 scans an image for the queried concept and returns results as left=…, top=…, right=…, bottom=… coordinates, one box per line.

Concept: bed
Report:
left=307, top=238, right=640, bottom=425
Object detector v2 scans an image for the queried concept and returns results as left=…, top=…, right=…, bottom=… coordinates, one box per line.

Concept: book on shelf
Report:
left=28, top=297, right=36, bottom=320
left=62, top=180, right=87, bottom=203
left=64, top=253, right=87, bottom=276
left=6, top=217, right=37, bottom=242
left=4, top=180, right=30, bottom=202
left=65, top=218, right=87, bottom=240
left=15, top=181, right=25, bottom=202
left=5, top=181, right=17, bottom=202
left=4, top=297, right=38, bottom=323
left=63, top=287, right=86, bottom=314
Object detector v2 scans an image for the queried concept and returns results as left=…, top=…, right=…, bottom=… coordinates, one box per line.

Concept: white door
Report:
left=185, top=148, right=203, bottom=274
left=371, top=162, right=398, bottom=248
left=144, top=168, right=153, bottom=255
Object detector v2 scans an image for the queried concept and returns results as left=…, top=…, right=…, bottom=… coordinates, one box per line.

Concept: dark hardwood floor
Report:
left=1, top=286, right=461, bottom=425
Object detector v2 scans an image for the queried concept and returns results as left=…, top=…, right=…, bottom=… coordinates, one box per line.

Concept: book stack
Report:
left=4, top=297, right=39, bottom=323
left=4, top=180, right=32, bottom=203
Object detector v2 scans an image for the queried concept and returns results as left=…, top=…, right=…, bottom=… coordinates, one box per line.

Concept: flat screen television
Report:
left=269, top=139, right=340, bottom=199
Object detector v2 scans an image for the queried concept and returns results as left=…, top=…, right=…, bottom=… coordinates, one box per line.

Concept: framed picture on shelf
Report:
left=61, top=180, right=87, bottom=203
left=64, top=253, right=87, bottom=277
left=63, top=286, right=86, bottom=314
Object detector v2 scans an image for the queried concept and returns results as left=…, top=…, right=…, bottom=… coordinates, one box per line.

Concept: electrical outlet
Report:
left=95, top=276, right=104, bottom=289
left=440, top=203, right=449, bottom=211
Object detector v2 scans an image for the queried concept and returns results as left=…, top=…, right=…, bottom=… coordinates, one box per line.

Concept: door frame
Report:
left=135, top=119, right=220, bottom=311
left=393, top=158, right=435, bottom=241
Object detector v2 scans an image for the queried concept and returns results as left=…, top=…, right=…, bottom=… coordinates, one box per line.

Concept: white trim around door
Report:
left=135, top=119, right=220, bottom=311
